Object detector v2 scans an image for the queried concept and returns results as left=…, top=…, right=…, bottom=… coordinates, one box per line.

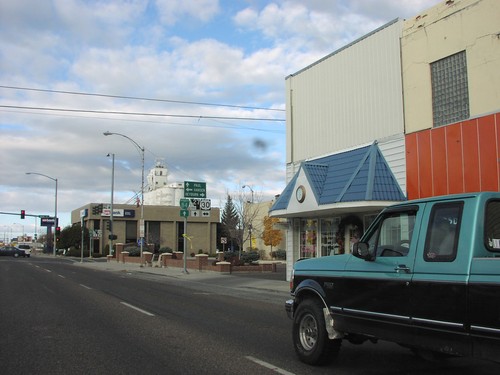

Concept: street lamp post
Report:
left=26, top=172, right=58, bottom=256
left=242, top=185, right=254, bottom=252
left=104, top=131, right=145, bottom=263
left=107, top=153, right=115, bottom=256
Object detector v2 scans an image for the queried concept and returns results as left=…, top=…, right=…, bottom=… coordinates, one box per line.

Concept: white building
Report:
left=143, top=160, right=184, bottom=206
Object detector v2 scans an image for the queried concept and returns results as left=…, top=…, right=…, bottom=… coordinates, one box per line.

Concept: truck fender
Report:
left=294, top=279, right=343, bottom=339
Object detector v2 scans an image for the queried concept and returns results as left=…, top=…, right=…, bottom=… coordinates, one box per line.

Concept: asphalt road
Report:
left=1, top=256, right=499, bottom=375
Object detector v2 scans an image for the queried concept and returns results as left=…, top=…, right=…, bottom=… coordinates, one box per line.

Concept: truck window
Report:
left=424, top=202, right=463, bottom=262
left=485, top=199, right=500, bottom=252
left=369, top=211, right=416, bottom=257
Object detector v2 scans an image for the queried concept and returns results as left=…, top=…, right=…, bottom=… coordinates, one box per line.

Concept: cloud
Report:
left=155, top=0, right=220, bottom=25
left=0, top=0, right=441, bottom=233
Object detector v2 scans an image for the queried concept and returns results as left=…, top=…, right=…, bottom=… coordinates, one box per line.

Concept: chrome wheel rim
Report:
left=299, top=313, right=318, bottom=351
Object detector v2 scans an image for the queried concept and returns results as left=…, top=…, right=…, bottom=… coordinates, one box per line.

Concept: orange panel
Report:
left=417, top=131, right=433, bottom=198
left=405, top=133, right=419, bottom=199
left=431, top=126, right=447, bottom=196
left=477, top=115, right=498, bottom=191
left=446, top=123, right=464, bottom=194
left=462, top=120, right=481, bottom=192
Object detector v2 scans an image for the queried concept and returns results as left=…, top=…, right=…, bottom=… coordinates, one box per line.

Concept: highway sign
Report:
left=180, top=198, right=190, bottom=209
left=180, top=209, right=189, bottom=218
left=200, top=199, right=211, bottom=210
left=184, top=181, right=206, bottom=198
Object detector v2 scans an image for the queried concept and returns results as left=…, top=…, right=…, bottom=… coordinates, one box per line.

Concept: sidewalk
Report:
left=74, top=257, right=291, bottom=295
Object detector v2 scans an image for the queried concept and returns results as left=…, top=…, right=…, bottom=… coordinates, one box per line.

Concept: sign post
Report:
left=180, top=183, right=209, bottom=274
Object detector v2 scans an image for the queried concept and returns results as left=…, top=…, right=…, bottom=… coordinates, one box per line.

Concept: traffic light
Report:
left=21, top=210, right=25, bottom=219
left=56, top=226, right=61, bottom=240
left=106, top=221, right=112, bottom=231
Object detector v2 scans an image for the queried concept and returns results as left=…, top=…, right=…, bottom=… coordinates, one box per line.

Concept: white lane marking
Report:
left=79, top=284, right=92, bottom=290
left=44, top=269, right=52, bottom=273
left=58, top=274, right=65, bottom=279
left=245, top=356, right=295, bottom=375
left=120, top=302, right=155, bottom=317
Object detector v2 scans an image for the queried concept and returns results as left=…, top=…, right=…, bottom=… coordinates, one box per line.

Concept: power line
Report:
left=0, top=105, right=285, bottom=122
left=0, top=108, right=285, bottom=133
left=0, top=85, right=285, bottom=112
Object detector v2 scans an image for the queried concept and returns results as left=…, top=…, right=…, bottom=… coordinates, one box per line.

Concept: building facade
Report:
left=71, top=203, right=220, bottom=255
left=271, top=0, right=500, bottom=279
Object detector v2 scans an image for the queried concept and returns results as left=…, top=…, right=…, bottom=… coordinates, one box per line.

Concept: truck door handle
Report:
left=394, top=265, right=411, bottom=273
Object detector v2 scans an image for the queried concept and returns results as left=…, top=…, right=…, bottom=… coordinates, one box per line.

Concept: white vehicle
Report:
left=17, top=244, right=31, bottom=257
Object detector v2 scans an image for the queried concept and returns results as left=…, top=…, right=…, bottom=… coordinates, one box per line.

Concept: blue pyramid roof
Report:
left=270, top=143, right=406, bottom=213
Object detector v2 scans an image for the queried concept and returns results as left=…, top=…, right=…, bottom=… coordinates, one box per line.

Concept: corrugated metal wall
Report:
left=286, top=19, right=405, bottom=165
left=406, top=113, right=500, bottom=199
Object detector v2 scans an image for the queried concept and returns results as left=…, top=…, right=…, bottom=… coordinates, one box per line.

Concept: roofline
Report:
left=286, top=18, right=401, bottom=79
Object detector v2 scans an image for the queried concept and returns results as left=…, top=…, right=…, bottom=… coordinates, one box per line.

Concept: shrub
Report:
left=125, top=246, right=141, bottom=256
left=240, top=251, right=260, bottom=264
left=159, top=247, right=173, bottom=254
left=271, top=249, right=287, bottom=260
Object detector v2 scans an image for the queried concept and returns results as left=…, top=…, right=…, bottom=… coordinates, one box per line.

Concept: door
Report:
left=333, top=206, right=420, bottom=343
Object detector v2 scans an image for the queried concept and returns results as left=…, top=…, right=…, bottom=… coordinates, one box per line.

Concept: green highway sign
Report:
left=180, top=198, right=190, bottom=209
left=180, top=209, right=190, bottom=218
left=184, top=181, right=207, bottom=198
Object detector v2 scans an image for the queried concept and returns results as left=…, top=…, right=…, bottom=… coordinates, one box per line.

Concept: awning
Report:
left=270, top=142, right=406, bottom=218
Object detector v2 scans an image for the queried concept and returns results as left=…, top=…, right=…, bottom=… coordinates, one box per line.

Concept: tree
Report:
left=220, top=194, right=241, bottom=252
left=262, top=216, right=283, bottom=253
left=238, top=188, right=262, bottom=252
left=59, top=223, right=89, bottom=250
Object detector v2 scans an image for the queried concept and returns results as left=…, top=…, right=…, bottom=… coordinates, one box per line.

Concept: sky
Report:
left=0, top=0, right=441, bottom=239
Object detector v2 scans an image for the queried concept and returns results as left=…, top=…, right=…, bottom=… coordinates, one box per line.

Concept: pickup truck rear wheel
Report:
left=293, top=299, right=341, bottom=365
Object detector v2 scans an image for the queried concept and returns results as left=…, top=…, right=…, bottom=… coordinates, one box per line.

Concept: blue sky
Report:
left=0, top=0, right=441, bottom=239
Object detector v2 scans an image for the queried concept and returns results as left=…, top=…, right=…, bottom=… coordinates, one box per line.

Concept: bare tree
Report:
left=237, top=185, right=262, bottom=253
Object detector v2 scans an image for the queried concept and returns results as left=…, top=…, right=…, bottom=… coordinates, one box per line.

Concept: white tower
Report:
left=147, top=159, right=168, bottom=192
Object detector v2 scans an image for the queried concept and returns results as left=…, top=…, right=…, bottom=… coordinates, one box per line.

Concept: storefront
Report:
left=270, top=143, right=406, bottom=272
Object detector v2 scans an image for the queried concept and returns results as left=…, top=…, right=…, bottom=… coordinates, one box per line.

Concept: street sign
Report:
left=184, top=181, right=207, bottom=198
left=180, top=209, right=189, bottom=218
left=180, top=198, right=190, bottom=209
left=200, top=199, right=211, bottom=210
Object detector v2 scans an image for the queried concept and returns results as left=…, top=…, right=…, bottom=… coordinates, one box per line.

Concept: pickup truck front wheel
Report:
left=293, top=299, right=341, bottom=365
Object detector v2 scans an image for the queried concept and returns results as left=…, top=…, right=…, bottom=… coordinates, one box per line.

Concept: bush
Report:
left=271, top=249, right=287, bottom=260
left=125, top=246, right=141, bottom=256
left=240, top=251, right=260, bottom=264
left=159, top=247, right=173, bottom=254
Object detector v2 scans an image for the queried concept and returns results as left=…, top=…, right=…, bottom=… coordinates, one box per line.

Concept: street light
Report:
left=104, top=131, right=145, bottom=263
left=107, top=153, right=115, bottom=256
left=26, top=172, right=58, bottom=256
left=242, top=185, right=254, bottom=252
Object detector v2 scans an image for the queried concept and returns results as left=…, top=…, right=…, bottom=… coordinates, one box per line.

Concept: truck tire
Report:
left=293, top=299, right=341, bottom=365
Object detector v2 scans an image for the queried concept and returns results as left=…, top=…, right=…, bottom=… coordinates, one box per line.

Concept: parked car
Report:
left=0, top=246, right=28, bottom=258
left=17, top=244, right=31, bottom=257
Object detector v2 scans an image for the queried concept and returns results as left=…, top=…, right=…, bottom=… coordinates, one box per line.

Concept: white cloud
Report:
left=155, top=0, right=220, bottom=25
left=0, top=0, right=442, bottom=232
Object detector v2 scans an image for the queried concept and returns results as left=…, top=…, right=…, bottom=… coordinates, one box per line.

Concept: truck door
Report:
left=340, top=206, right=420, bottom=343
left=411, top=200, right=470, bottom=356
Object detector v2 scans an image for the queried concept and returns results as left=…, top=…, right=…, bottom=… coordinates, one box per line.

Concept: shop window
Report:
left=431, top=51, right=469, bottom=127
left=300, top=219, right=317, bottom=258
left=320, top=218, right=339, bottom=256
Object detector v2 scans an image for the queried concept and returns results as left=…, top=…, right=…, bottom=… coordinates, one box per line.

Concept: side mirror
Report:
left=353, top=242, right=373, bottom=261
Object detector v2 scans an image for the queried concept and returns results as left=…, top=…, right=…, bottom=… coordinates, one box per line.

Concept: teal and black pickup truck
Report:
left=286, top=192, right=500, bottom=365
